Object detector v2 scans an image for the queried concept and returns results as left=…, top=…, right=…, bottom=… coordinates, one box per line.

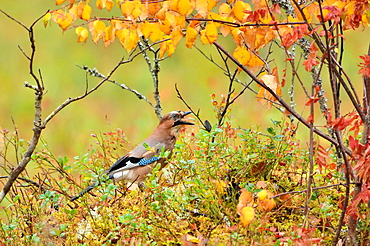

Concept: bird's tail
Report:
left=70, top=176, right=112, bottom=202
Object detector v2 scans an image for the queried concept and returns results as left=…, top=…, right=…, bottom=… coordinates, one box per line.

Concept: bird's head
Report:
left=159, top=111, right=194, bottom=134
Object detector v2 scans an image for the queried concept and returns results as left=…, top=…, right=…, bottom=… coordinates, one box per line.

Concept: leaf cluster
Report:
left=2, top=110, right=368, bottom=245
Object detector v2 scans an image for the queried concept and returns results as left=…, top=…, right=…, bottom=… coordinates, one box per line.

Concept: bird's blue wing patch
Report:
left=138, top=156, right=160, bottom=166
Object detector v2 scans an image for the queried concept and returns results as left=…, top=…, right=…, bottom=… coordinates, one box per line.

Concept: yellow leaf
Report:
left=121, top=1, right=135, bottom=18
left=171, top=27, right=184, bottom=48
left=132, top=0, right=142, bottom=19
left=169, top=0, right=179, bottom=12
left=141, top=22, right=162, bottom=42
left=96, top=0, right=103, bottom=9
left=89, top=20, right=106, bottom=44
left=247, top=53, right=264, bottom=72
left=124, top=29, right=139, bottom=53
left=81, top=4, right=92, bottom=20
left=257, top=190, right=276, bottom=212
left=52, top=10, right=73, bottom=30
left=257, top=190, right=268, bottom=200
left=233, top=1, right=251, bottom=22
left=207, top=12, right=222, bottom=27
left=141, top=21, right=151, bottom=39
left=43, top=12, right=52, bottom=28
left=150, top=23, right=162, bottom=42
left=106, top=0, right=114, bottom=11
left=178, top=0, right=192, bottom=15
left=219, top=2, right=231, bottom=17
left=185, top=26, right=198, bottom=48
left=200, top=30, right=209, bottom=45
left=232, top=46, right=250, bottom=66
left=159, top=18, right=171, bottom=35
left=159, top=37, right=175, bottom=59
left=116, top=28, right=129, bottom=47
left=240, top=207, right=255, bottom=226
left=75, top=26, right=89, bottom=43
left=205, top=22, right=218, bottom=44
left=104, top=25, right=115, bottom=47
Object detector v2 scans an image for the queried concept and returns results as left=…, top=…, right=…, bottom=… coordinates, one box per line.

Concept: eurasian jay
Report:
left=70, top=110, right=194, bottom=201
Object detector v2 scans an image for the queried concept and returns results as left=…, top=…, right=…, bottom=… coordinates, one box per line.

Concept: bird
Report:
left=70, top=110, right=194, bottom=201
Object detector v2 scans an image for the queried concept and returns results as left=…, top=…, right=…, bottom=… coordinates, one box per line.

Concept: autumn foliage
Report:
left=1, top=0, right=370, bottom=244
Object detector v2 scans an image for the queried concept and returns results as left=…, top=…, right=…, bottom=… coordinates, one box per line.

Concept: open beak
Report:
left=177, top=111, right=194, bottom=126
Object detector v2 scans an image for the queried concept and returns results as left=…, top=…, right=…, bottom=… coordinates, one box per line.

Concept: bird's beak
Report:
left=177, top=111, right=194, bottom=125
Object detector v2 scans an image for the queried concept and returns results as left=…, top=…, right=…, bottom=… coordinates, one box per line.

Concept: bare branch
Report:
left=213, top=41, right=352, bottom=156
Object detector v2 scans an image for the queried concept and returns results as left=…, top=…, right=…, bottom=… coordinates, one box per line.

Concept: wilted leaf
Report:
left=257, top=74, right=281, bottom=109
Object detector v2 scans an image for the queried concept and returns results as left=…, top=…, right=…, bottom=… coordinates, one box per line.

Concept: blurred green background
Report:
left=0, top=1, right=369, bottom=160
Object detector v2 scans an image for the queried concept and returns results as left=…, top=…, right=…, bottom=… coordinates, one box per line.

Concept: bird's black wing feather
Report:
left=107, top=155, right=142, bottom=173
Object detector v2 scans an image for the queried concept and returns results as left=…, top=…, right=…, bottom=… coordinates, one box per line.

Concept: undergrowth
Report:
left=0, top=117, right=362, bottom=245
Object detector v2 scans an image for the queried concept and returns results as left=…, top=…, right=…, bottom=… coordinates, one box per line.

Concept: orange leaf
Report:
left=195, top=0, right=209, bottom=17
left=257, top=190, right=276, bottom=212
left=237, top=189, right=253, bottom=214
left=56, top=0, right=67, bottom=5
left=171, top=27, right=184, bottom=48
